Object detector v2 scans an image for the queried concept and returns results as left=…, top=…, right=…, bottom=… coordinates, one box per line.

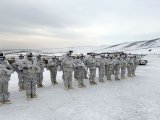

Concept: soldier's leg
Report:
left=99, top=68, right=103, bottom=82
left=53, top=69, right=58, bottom=84
left=0, top=83, right=3, bottom=103
left=37, top=72, right=43, bottom=87
left=31, top=80, right=37, bottom=98
left=64, top=71, right=69, bottom=89
left=50, top=70, right=54, bottom=85
left=18, top=73, right=24, bottom=91
left=74, top=68, right=78, bottom=80
left=102, top=68, right=105, bottom=82
left=68, top=71, right=73, bottom=89
left=84, top=69, right=88, bottom=79
left=115, top=70, right=120, bottom=80
left=25, top=80, right=32, bottom=99
left=105, top=66, right=107, bottom=78
left=127, top=66, right=131, bottom=77
left=81, top=70, right=86, bottom=87
left=89, top=69, right=94, bottom=85
left=121, top=68, right=125, bottom=79
left=3, top=82, right=10, bottom=103
left=76, top=71, right=81, bottom=87
left=92, top=69, right=97, bottom=85
left=107, top=68, right=112, bottom=80
left=37, top=73, right=41, bottom=88
left=132, top=69, right=136, bottom=76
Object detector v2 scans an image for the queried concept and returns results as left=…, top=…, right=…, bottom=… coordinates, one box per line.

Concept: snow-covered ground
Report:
left=0, top=54, right=160, bottom=120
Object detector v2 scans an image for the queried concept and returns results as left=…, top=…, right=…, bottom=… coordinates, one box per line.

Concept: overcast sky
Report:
left=0, top=0, right=160, bottom=49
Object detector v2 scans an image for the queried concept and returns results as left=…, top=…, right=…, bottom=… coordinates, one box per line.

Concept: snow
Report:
left=0, top=54, right=160, bottom=120
left=2, top=38, right=160, bottom=56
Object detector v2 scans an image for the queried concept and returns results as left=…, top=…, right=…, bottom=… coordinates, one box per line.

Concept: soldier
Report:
left=88, top=53, right=99, bottom=85
left=73, top=56, right=78, bottom=80
left=35, top=55, right=45, bottom=88
left=13, top=54, right=25, bottom=91
left=20, top=53, right=41, bottom=100
left=61, top=50, right=75, bottom=90
left=131, top=56, right=136, bottom=77
left=113, top=55, right=121, bottom=80
left=105, top=56, right=113, bottom=81
left=97, top=54, right=106, bottom=82
left=74, top=55, right=87, bottom=88
left=127, top=56, right=132, bottom=77
left=47, top=55, right=59, bottom=85
left=133, top=55, right=138, bottom=75
left=0, top=53, right=12, bottom=104
left=120, top=55, right=127, bottom=79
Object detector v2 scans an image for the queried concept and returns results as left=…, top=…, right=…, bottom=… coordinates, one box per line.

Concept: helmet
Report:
left=52, top=55, right=56, bottom=59
left=0, top=53, right=5, bottom=60
left=66, top=50, right=73, bottom=56
left=19, top=54, right=24, bottom=59
left=79, top=53, right=84, bottom=58
left=100, top=54, right=105, bottom=58
left=37, top=54, right=41, bottom=59
left=27, top=52, right=33, bottom=58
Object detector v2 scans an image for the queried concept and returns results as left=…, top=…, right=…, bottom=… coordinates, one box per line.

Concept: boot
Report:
left=93, top=81, right=97, bottom=85
left=4, top=100, right=12, bottom=104
left=115, top=78, right=120, bottom=80
left=54, top=81, right=58, bottom=84
left=102, top=80, right=105, bottom=83
left=82, top=83, right=86, bottom=87
left=69, top=86, right=74, bottom=89
left=90, top=82, right=94, bottom=85
left=26, top=96, right=31, bottom=101
left=32, top=94, right=38, bottom=98
left=0, top=100, right=3, bottom=105
left=79, top=85, right=82, bottom=88
left=65, top=86, right=69, bottom=90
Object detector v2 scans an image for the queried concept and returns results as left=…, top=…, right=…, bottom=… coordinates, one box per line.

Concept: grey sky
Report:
left=0, top=0, right=160, bottom=49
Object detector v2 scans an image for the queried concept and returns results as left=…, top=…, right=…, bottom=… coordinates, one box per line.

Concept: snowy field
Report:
left=0, top=54, right=160, bottom=120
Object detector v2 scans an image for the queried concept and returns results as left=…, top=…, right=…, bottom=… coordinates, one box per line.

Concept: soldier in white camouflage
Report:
left=130, top=56, right=136, bottom=77
left=97, top=54, right=106, bottom=83
left=120, top=55, right=127, bottom=79
left=73, top=55, right=87, bottom=88
left=105, top=56, right=113, bottom=81
left=88, top=53, right=99, bottom=85
left=127, top=55, right=133, bottom=77
left=20, top=53, right=41, bottom=100
left=12, top=54, right=26, bottom=91
left=133, top=55, right=138, bottom=76
left=113, top=55, right=121, bottom=80
left=47, top=55, right=59, bottom=85
left=35, top=55, right=45, bottom=88
left=61, top=50, right=75, bottom=90
left=0, top=53, right=12, bottom=104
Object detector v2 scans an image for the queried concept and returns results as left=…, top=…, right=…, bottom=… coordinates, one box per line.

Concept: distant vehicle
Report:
left=138, top=59, right=148, bottom=65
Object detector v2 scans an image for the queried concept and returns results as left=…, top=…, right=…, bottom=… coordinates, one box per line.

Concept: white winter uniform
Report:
left=73, top=58, right=87, bottom=87
left=47, top=59, right=59, bottom=85
left=97, top=57, right=106, bottom=82
left=35, top=58, right=45, bottom=87
left=61, top=55, right=75, bottom=89
left=15, top=58, right=25, bottom=90
left=19, top=59, right=41, bottom=98
left=113, top=58, right=121, bottom=80
left=0, top=60, right=12, bottom=103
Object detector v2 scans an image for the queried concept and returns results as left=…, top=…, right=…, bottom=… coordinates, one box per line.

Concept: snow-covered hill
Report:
left=97, top=38, right=160, bottom=54
left=1, top=38, right=160, bottom=55
left=36, top=38, right=160, bottom=55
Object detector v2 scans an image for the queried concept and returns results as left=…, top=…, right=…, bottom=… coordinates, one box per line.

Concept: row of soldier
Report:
left=0, top=51, right=137, bottom=104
